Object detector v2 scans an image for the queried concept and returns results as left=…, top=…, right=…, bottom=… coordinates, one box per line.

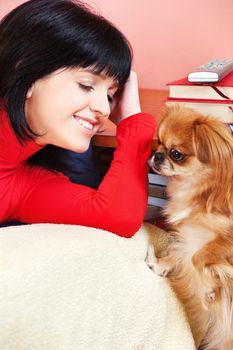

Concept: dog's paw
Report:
left=201, top=286, right=221, bottom=310
left=201, top=289, right=216, bottom=310
left=151, top=262, right=170, bottom=277
left=146, top=261, right=156, bottom=271
left=145, top=256, right=170, bottom=277
left=146, top=245, right=175, bottom=277
left=153, top=255, right=176, bottom=276
left=145, top=244, right=157, bottom=269
left=205, top=289, right=216, bottom=302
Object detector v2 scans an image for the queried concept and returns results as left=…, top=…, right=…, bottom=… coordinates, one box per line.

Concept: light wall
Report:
left=1, top=0, right=233, bottom=89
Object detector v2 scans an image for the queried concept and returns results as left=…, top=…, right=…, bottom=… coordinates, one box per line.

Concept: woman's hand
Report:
left=110, top=71, right=141, bottom=124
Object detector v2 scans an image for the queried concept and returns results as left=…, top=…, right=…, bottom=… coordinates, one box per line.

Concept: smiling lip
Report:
left=73, top=115, right=97, bottom=133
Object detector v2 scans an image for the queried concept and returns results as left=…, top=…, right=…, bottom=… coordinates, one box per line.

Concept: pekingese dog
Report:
left=147, top=105, right=233, bottom=350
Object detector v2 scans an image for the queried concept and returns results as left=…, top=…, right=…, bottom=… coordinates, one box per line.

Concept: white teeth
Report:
left=75, top=117, right=94, bottom=130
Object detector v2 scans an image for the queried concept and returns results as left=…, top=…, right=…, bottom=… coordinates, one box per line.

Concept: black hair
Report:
left=0, top=0, right=132, bottom=141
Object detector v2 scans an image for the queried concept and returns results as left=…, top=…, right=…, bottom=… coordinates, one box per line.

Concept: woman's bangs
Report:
left=89, top=52, right=131, bottom=86
left=73, top=34, right=132, bottom=86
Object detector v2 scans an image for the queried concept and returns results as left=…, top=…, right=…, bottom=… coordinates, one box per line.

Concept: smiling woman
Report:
left=25, top=68, right=118, bottom=152
left=0, top=0, right=156, bottom=237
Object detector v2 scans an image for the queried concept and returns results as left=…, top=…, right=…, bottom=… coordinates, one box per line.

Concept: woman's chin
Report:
left=69, top=142, right=90, bottom=153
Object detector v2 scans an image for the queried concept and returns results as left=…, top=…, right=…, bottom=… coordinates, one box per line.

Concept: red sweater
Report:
left=0, top=109, right=156, bottom=237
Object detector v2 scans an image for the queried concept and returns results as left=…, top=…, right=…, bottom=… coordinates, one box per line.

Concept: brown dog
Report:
left=147, top=105, right=233, bottom=350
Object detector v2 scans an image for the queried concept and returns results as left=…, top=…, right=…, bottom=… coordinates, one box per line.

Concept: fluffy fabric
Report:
left=0, top=223, right=195, bottom=350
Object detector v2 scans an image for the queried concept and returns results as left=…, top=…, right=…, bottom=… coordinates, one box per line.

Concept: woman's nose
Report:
left=90, top=93, right=110, bottom=118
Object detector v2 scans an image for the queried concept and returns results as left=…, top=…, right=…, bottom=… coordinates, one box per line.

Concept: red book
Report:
left=166, top=71, right=233, bottom=123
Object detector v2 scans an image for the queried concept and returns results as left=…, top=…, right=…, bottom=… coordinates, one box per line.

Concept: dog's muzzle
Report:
left=152, top=152, right=165, bottom=167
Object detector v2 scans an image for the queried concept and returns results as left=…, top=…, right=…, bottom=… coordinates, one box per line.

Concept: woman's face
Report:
left=25, top=67, right=118, bottom=152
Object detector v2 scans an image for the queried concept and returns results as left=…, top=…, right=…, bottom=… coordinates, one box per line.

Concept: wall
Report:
left=0, top=0, right=233, bottom=89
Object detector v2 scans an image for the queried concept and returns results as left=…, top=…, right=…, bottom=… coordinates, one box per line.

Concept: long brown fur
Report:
left=149, top=105, right=233, bottom=350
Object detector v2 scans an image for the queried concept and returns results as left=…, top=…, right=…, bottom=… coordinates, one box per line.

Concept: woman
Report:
left=0, top=0, right=156, bottom=237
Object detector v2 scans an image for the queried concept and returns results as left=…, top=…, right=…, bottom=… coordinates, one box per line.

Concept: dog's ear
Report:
left=192, top=117, right=233, bottom=166
left=192, top=117, right=233, bottom=214
left=192, top=121, right=212, bottom=163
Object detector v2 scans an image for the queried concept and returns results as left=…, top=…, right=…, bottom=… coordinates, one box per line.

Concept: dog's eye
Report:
left=169, top=148, right=184, bottom=161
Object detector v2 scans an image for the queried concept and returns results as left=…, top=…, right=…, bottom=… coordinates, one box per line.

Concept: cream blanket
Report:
left=0, top=223, right=195, bottom=350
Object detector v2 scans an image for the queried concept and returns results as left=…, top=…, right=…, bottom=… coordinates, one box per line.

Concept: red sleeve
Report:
left=17, top=113, right=156, bottom=237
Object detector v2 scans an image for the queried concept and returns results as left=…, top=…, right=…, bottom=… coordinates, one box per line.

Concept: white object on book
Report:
left=188, top=59, right=233, bottom=83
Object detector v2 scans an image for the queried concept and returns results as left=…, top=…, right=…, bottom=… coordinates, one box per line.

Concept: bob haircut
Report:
left=0, top=0, right=132, bottom=141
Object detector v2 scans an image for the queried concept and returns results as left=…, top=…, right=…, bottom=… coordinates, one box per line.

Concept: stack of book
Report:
left=144, top=172, right=168, bottom=223
left=166, top=71, right=233, bottom=124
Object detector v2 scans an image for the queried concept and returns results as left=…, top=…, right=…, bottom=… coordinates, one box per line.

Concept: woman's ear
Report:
left=26, top=84, right=34, bottom=99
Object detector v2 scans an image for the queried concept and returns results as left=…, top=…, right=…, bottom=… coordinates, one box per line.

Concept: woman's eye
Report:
left=78, top=83, right=93, bottom=91
left=78, top=83, right=114, bottom=103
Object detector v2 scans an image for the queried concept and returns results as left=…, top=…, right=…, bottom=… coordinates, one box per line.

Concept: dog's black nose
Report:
left=153, top=152, right=165, bottom=166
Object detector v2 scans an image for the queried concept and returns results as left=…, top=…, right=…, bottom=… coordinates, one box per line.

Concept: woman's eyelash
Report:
left=108, top=95, right=113, bottom=104
left=78, top=83, right=114, bottom=104
left=78, top=83, right=93, bottom=91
